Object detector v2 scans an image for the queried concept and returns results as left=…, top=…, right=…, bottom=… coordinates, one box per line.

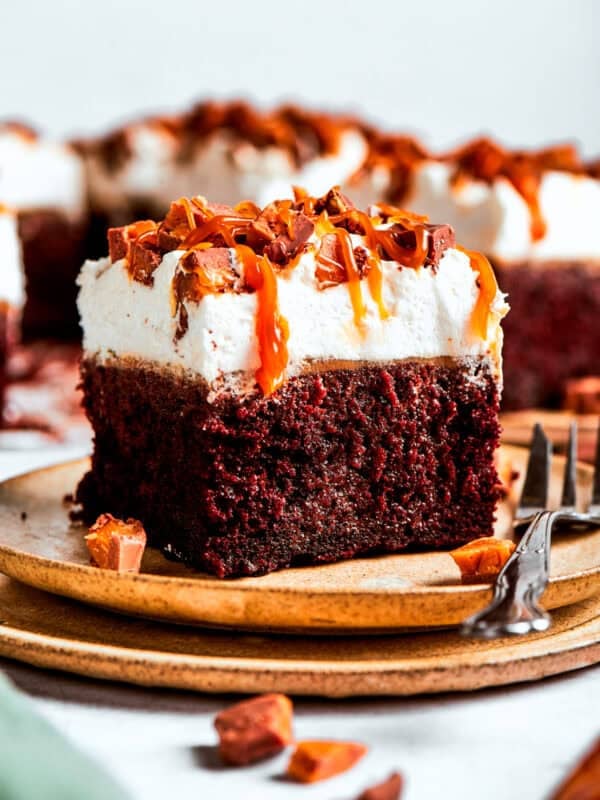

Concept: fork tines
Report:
left=516, top=423, right=552, bottom=521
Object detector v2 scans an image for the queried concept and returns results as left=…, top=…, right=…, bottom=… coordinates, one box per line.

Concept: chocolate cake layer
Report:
left=18, top=209, right=88, bottom=339
left=77, top=357, right=501, bottom=578
left=496, top=261, right=600, bottom=409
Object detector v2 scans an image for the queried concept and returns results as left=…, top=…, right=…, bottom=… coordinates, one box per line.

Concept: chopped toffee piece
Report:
left=357, top=771, right=404, bottom=800
left=214, top=694, right=294, bottom=766
left=549, top=737, right=600, bottom=800
left=85, top=513, right=147, bottom=572
left=287, top=740, right=367, bottom=784
left=450, top=537, right=516, bottom=584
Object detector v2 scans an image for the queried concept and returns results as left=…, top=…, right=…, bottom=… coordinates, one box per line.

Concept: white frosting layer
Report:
left=0, top=210, right=25, bottom=307
left=78, top=243, right=507, bottom=399
left=347, top=161, right=600, bottom=263
left=0, top=131, right=85, bottom=216
left=86, top=126, right=368, bottom=214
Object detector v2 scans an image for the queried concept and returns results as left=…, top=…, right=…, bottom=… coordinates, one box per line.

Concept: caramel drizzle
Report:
left=235, top=245, right=290, bottom=395
left=318, top=207, right=429, bottom=321
left=331, top=228, right=366, bottom=326
left=457, top=246, right=499, bottom=339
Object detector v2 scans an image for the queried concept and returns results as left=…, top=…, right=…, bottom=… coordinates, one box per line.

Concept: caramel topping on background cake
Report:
left=81, top=100, right=358, bottom=172
left=444, top=138, right=586, bottom=241
left=359, top=132, right=593, bottom=246
left=0, top=120, right=39, bottom=141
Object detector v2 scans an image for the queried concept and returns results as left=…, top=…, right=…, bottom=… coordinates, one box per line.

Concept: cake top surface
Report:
left=79, top=186, right=507, bottom=398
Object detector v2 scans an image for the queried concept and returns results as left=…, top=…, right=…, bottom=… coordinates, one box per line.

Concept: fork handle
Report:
left=461, top=510, right=559, bottom=639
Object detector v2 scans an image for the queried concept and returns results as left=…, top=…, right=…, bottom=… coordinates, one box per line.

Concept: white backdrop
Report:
left=0, top=0, right=598, bottom=154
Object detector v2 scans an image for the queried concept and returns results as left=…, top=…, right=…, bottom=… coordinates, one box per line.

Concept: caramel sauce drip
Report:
left=235, top=245, right=290, bottom=395
left=447, top=139, right=587, bottom=243
left=366, top=254, right=389, bottom=320
left=361, top=133, right=590, bottom=246
left=458, top=245, right=499, bottom=340
left=317, top=206, right=430, bottom=317
left=332, top=228, right=366, bottom=326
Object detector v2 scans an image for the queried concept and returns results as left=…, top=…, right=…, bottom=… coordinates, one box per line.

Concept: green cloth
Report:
left=0, top=672, right=130, bottom=800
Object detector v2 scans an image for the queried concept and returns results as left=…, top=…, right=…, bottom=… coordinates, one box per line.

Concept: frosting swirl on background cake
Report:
left=0, top=205, right=25, bottom=307
left=0, top=123, right=85, bottom=216
left=346, top=136, right=600, bottom=263
left=77, top=187, right=508, bottom=399
left=80, top=102, right=368, bottom=217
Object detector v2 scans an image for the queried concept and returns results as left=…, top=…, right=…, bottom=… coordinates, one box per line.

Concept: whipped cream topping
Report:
left=0, top=209, right=25, bottom=307
left=0, top=130, right=85, bottom=216
left=78, top=241, right=507, bottom=400
left=85, top=126, right=368, bottom=216
left=347, top=160, right=600, bottom=263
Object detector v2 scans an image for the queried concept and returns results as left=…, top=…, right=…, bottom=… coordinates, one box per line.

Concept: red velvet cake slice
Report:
left=76, top=187, right=508, bottom=578
left=347, top=136, right=600, bottom=409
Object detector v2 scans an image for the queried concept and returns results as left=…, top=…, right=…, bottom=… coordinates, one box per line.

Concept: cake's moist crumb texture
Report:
left=76, top=358, right=501, bottom=578
left=495, top=262, right=600, bottom=409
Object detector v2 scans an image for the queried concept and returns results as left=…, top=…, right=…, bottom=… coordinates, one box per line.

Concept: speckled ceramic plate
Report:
left=0, top=446, right=598, bottom=633
left=0, top=575, right=598, bottom=696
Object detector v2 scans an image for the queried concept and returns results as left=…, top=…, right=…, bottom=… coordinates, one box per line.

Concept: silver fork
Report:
left=461, top=421, right=600, bottom=639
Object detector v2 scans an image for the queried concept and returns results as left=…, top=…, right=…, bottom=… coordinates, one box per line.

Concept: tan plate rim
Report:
left=0, top=446, right=599, bottom=632
left=0, top=586, right=599, bottom=696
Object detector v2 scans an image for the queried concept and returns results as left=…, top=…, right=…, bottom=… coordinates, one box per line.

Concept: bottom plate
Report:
left=0, top=576, right=598, bottom=697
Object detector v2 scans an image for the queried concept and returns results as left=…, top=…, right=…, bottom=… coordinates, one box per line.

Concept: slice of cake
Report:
left=347, top=136, right=600, bottom=409
left=0, top=123, right=87, bottom=339
left=0, top=205, right=24, bottom=415
left=76, top=187, right=508, bottom=578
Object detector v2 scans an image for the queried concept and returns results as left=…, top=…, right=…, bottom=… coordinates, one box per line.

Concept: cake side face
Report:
left=76, top=187, right=507, bottom=577
left=495, top=262, right=600, bottom=409
left=77, top=356, right=501, bottom=577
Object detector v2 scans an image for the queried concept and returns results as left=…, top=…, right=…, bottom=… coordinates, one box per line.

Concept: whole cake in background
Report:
left=76, top=186, right=508, bottom=577
left=348, top=135, right=600, bottom=409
